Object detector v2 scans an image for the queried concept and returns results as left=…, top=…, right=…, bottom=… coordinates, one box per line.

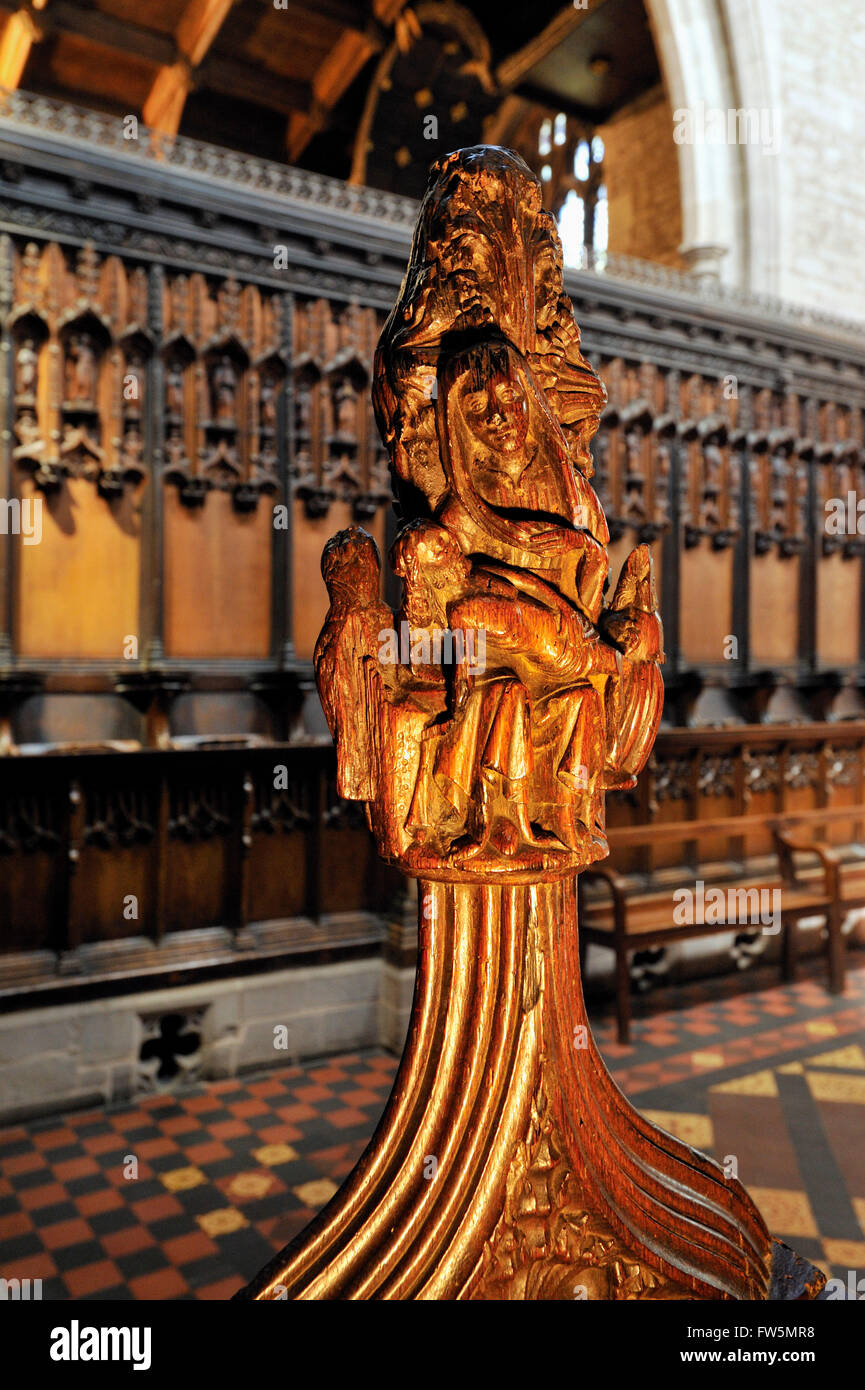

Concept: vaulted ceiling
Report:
left=0, top=0, right=661, bottom=192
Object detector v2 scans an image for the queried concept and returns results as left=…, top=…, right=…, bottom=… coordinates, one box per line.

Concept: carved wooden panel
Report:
left=0, top=747, right=388, bottom=989
left=15, top=474, right=143, bottom=660
left=163, top=489, right=273, bottom=659
left=816, top=402, right=865, bottom=667
left=160, top=270, right=287, bottom=511
left=9, top=239, right=151, bottom=497
left=9, top=239, right=149, bottom=659
left=158, top=271, right=290, bottom=660
left=292, top=297, right=389, bottom=520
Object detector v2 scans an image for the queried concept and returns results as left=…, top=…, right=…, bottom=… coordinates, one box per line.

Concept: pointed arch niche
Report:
left=160, top=272, right=287, bottom=661
left=10, top=241, right=150, bottom=661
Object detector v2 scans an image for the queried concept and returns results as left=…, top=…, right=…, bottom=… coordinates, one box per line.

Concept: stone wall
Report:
left=647, top=0, right=865, bottom=318
left=768, top=0, right=865, bottom=318
left=599, top=87, right=686, bottom=269
left=0, top=957, right=411, bottom=1124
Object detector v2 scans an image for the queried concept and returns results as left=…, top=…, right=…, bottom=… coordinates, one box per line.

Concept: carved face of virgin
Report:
left=459, top=365, right=529, bottom=458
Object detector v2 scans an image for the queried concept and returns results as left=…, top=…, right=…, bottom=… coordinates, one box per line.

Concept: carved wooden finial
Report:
left=240, top=148, right=815, bottom=1303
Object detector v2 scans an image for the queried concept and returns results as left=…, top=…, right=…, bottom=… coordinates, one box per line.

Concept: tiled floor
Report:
left=1, top=963, right=863, bottom=1299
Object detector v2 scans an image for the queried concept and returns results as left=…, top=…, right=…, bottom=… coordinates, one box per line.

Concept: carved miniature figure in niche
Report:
left=164, top=424, right=187, bottom=472
left=335, top=378, right=358, bottom=439
left=166, top=361, right=185, bottom=417
left=65, top=332, right=99, bottom=405
left=12, top=409, right=45, bottom=459
left=259, top=375, right=278, bottom=432
left=700, top=435, right=724, bottom=532
left=120, top=424, right=144, bottom=474
left=15, top=338, right=38, bottom=399
left=211, top=355, right=238, bottom=424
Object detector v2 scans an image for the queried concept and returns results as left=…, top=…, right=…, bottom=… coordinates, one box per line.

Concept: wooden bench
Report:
left=771, top=805, right=865, bottom=995
left=579, top=809, right=852, bottom=1044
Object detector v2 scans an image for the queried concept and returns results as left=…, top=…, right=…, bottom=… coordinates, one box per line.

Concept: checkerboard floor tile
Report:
left=1, top=961, right=863, bottom=1298
left=0, top=1053, right=397, bottom=1300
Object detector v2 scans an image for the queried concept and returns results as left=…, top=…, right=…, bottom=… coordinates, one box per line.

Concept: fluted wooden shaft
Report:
left=241, top=878, right=772, bottom=1300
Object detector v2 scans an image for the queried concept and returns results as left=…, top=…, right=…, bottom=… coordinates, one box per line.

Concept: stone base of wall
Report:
left=0, top=954, right=403, bottom=1125
left=378, top=961, right=415, bottom=1056
left=2, top=910, right=860, bottom=1124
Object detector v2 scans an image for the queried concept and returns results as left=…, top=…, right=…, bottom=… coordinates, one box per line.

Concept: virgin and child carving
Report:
left=315, top=147, right=664, bottom=881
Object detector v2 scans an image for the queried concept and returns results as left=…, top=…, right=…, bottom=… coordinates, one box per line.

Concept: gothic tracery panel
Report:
left=10, top=239, right=151, bottom=499
left=161, top=271, right=288, bottom=513
left=291, top=297, right=390, bottom=521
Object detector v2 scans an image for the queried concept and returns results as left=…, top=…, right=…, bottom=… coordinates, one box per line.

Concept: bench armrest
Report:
left=770, top=822, right=841, bottom=898
left=580, top=866, right=628, bottom=936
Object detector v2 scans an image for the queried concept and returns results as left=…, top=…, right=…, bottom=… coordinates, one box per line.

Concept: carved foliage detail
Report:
left=467, top=1086, right=689, bottom=1300
left=168, top=784, right=232, bottom=840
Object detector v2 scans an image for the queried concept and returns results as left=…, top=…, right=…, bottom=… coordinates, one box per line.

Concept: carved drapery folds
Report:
left=161, top=271, right=286, bottom=512
left=9, top=240, right=151, bottom=499
left=292, top=297, right=390, bottom=520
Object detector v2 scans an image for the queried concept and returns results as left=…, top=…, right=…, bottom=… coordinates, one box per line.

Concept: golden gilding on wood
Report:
left=241, top=146, right=823, bottom=1301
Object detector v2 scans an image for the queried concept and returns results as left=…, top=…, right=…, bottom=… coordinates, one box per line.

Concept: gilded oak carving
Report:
left=318, top=147, right=663, bottom=882
left=241, top=148, right=823, bottom=1303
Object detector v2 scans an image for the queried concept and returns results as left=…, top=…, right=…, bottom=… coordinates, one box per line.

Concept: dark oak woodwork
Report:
left=0, top=743, right=394, bottom=1007
left=0, top=94, right=862, bottom=1036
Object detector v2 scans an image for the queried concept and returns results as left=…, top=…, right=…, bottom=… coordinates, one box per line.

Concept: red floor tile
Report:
left=41, top=1217, right=94, bottom=1251
left=64, top=1260, right=124, bottom=1297
left=131, top=1194, right=184, bottom=1223
left=0, top=1210, right=33, bottom=1239
left=163, top=1230, right=219, bottom=1265
left=102, top=1226, right=157, bottom=1258
left=128, top=1268, right=188, bottom=1300
left=18, top=1182, right=68, bottom=1211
